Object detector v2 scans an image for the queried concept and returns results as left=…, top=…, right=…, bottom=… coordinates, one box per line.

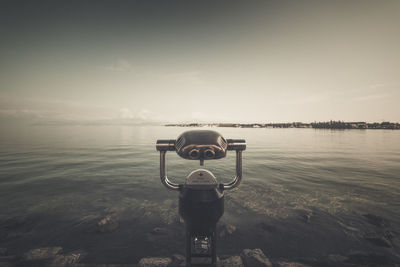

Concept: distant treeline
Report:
left=165, top=121, right=400, bottom=129
left=311, top=121, right=400, bottom=129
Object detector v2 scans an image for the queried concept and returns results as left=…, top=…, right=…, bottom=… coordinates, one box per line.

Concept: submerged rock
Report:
left=218, top=223, right=237, bottom=238
left=0, top=262, right=15, bottom=267
left=301, top=212, right=312, bottom=223
left=218, top=255, right=244, bottom=267
left=151, top=227, right=170, bottom=236
left=363, top=214, right=390, bottom=227
left=171, top=254, right=185, bottom=267
left=3, top=216, right=29, bottom=230
left=327, top=254, right=348, bottom=263
left=1, top=216, right=33, bottom=242
left=345, top=251, right=391, bottom=266
left=22, top=247, right=63, bottom=261
left=0, top=248, right=7, bottom=256
left=240, top=248, right=272, bottom=267
left=275, top=261, right=311, bottom=267
left=0, top=247, right=16, bottom=265
left=52, top=251, right=84, bottom=265
left=21, top=247, right=85, bottom=266
left=259, top=223, right=278, bottom=233
left=147, top=226, right=176, bottom=243
left=364, top=233, right=392, bottom=247
left=138, top=199, right=178, bottom=225
left=97, top=215, right=119, bottom=233
left=138, top=257, right=172, bottom=267
left=0, top=230, right=7, bottom=241
left=0, top=255, right=17, bottom=265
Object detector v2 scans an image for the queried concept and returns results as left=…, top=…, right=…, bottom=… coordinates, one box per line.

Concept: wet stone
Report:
left=363, top=214, right=390, bottom=227
left=327, top=254, right=348, bottom=263
left=217, top=255, right=244, bottom=267
left=0, top=248, right=7, bottom=256
left=0, top=231, right=7, bottom=240
left=5, top=233, right=22, bottom=239
left=301, top=214, right=312, bottom=223
left=147, top=227, right=175, bottom=243
left=171, top=254, right=185, bottom=267
left=259, top=223, right=278, bottom=233
left=0, top=255, right=16, bottom=262
left=218, top=223, right=237, bottom=238
left=275, top=261, right=311, bottom=267
left=364, top=233, right=392, bottom=247
left=296, top=209, right=314, bottom=224
left=0, top=263, right=15, bottom=267
left=151, top=227, right=169, bottom=235
left=3, top=216, right=29, bottom=229
left=240, top=248, right=272, bottom=267
left=138, top=200, right=178, bottom=225
left=383, top=230, right=395, bottom=239
left=23, top=247, right=63, bottom=261
left=345, top=251, right=391, bottom=265
left=138, top=257, right=172, bottom=267
left=97, top=215, right=119, bottom=233
left=52, top=251, right=84, bottom=264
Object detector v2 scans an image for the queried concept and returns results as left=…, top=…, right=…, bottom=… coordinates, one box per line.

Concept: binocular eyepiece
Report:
left=156, top=130, right=246, bottom=162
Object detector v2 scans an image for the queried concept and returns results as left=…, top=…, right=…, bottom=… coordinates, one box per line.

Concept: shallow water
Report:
left=0, top=125, right=399, bottom=265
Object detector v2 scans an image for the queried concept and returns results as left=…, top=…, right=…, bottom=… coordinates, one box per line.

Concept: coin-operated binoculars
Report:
left=156, top=130, right=246, bottom=267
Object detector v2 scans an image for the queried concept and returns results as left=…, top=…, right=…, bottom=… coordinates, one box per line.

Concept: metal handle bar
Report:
left=221, top=150, right=243, bottom=190
left=159, top=150, right=181, bottom=190
left=226, top=139, right=246, bottom=151
left=157, top=139, right=245, bottom=191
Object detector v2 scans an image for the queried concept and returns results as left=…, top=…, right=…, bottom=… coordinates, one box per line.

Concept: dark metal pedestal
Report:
left=186, top=225, right=217, bottom=267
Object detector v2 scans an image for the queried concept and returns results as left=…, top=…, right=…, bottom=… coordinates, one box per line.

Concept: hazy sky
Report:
left=1, top=0, right=399, bottom=124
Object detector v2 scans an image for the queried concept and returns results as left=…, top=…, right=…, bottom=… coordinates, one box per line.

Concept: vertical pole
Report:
left=211, top=226, right=217, bottom=267
left=186, top=225, right=191, bottom=267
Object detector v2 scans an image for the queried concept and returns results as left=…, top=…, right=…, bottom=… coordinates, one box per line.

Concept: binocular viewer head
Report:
left=156, top=130, right=245, bottom=191
left=156, top=130, right=246, bottom=161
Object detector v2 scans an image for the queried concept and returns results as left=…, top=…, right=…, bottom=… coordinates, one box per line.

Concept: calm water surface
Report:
left=0, top=125, right=399, bottom=265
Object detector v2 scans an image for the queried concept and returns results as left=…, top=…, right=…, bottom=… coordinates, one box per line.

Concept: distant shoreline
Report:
left=165, top=121, right=400, bottom=130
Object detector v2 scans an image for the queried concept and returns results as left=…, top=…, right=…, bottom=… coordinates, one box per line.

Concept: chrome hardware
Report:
left=221, top=150, right=243, bottom=190
left=159, top=150, right=180, bottom=190
left=156, top=130, right=246, bottom=191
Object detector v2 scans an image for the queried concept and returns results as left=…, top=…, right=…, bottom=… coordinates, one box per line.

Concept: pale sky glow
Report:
left=1, top=1, right=399, bottom=125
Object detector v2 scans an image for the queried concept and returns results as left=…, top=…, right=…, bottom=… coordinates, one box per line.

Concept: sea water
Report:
left=0, top=125, right=399, bottom=264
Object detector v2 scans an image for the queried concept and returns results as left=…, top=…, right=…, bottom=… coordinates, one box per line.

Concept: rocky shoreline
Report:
left=137, top=248, right=305, bottom=267
left=1, top=202, right=399, bottom=266
left=1, top=246, right=399, bottom=267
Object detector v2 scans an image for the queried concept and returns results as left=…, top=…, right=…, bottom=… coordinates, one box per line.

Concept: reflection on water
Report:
left=0, top=125, right=399, bottom=265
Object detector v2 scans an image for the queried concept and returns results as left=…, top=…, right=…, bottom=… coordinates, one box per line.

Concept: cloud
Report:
left=191, top=111, right=207, bottom=121
left=119, top=108, right=157, bottom=121
left=119, top=107, right=134, bottom=119
left=164, top=71, right=202, bottom=84
left=141, top=71, right=204, bottom=85
left=277, top=92, right=329, bottom=105
left=368, top=83, right=386, bottom=89
left=0, top=96, right=161, bottom=126
left=103, top=59, right=132, bottom=72
left=354, top=94, right=389, bottom=102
